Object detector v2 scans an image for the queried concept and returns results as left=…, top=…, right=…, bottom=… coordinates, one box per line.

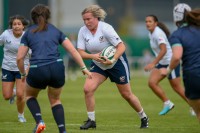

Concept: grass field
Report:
left=0, top=71, right=199, bottom=133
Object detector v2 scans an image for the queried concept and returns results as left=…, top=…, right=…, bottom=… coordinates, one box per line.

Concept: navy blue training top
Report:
left=21, top=23, right=67, bottom=67
left=169, top=25, right=200, bottom=71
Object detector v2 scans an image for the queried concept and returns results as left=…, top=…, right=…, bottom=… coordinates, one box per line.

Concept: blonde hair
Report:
left=82, top=5, right=107, bottom=21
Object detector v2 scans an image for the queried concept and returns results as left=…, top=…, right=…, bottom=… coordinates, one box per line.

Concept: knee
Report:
left=121, top=92, right=132, bottom=101
left=3, top=94, right=12, bottom=100
left=17, top=94, right=25, bottom=101
left=83, top=85, right=95, bottom=95
left=148, top=80, right=157, bottom=89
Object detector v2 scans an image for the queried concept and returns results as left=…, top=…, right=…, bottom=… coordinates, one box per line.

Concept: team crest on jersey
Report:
left=119, top=76, right=125, bottom=82
left=5, top=40, right=11, bottom=44
left=84, top=38, right=90, bottom=45
left=99, top=36, right=104, bottom=43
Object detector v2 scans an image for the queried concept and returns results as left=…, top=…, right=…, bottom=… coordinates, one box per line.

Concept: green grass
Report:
left=0, top=71, right=199, bottom=133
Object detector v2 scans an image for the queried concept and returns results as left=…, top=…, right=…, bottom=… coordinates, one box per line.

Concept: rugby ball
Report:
left=100, top=46, right=116, bottom=60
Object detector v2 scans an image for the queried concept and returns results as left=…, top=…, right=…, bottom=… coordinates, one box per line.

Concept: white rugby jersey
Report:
left=77, top=21, right=122, bottom=70
left=0, top=29, right=30, bottom=71
left=148, top=26, right=172, bottom=65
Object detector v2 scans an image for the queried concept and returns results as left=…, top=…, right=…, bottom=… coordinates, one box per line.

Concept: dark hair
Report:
left=147, top=15, right=170, bottom=37
left=9, top=15, right=29, bottom=29
left=31, top=4, right=50, bottom=33
left=186, top=9, right=200, bottom=27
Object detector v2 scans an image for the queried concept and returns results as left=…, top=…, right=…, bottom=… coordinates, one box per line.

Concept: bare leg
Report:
left=117, top=83, right=143, bottom=112
left=188, top=99, right=200, bottom=122
left=148, top=69, right=169, bottom=102
left=169, top=77, right=189, bottom=104
left=16, top=79, right=26, bottom=114
left=83, top=72, right=106, bottom=112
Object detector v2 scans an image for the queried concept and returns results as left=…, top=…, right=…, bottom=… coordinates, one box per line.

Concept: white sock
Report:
left=13, top=88, right=16, bottom=95
left=164, top=100, right=171, bottom=105
left=18, top=112, right=24, bottom=117
left=87, top=111, right=95, bottom=121
left=137, top=109, right=147, bottom=119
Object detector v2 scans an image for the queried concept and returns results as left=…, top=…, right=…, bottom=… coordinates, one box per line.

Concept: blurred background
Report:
left=0, top=0, right=199, bottom=74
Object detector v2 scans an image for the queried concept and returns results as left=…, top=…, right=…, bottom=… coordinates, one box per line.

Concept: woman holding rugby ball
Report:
left=77, top=4, right=149, bottom=130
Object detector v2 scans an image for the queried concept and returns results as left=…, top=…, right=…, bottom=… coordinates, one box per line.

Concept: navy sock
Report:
left=52, top=104, right=66, bottom=133
left=26, top=97, right=42, bottom=124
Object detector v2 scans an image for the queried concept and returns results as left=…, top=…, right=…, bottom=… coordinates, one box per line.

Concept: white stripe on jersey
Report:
left=119, top=56, right=130, bottom=83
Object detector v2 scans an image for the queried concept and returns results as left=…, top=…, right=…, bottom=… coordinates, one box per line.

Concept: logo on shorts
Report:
left=2, top=74, right=7, bottom=80
left=119, top=76, right=125, bottom=82
left=90, top=66, right=95, bottom=71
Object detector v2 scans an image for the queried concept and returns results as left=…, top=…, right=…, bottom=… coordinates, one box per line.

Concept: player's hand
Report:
left=144, top=63, right=155, bottom=72
left=100, top=56, right=114, bottom=65
left=81, top=67, right=92, bottom=79
left=92, top=53, right=104, bottom=63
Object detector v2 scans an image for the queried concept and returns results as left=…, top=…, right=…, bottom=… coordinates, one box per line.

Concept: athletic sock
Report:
left=164, top=100, right=171, bottom=106
left=26, top=97, right=42, bottom=124
left=52, top=104, right=66, bottom=133
left=87, top=111, right=95, bottom=121
left=13, top=88, right=16, bottom=95
left=18, top=112, right=24, bottom=117
left=138, top=109, right=147, bottom=119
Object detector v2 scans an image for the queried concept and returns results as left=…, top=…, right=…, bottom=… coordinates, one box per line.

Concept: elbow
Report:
left=172, top=56, right=181, bottom=63
left=117, top=42, right=126, bottom=53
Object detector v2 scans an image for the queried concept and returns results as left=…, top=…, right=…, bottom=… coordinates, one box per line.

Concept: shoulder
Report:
left=79, top=25, right=87, bottom=32
left=48, top=23, right=57, bottom=29
left=154, top=27, right=164, bottom=34
left=1, top=29, right=13, bottom=37
left=78, top=26, right=89, bottom=36
left=100, top=21, right=113, bottom=30
left=170, top=28, right=182, bottom=38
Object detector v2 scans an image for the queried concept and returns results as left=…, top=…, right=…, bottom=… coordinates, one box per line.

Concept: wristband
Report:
left=81, top=66, right=87, bottom=71
left=20, top=72, right=26, bottom=77
left=110, top=58, right=117, bottom=64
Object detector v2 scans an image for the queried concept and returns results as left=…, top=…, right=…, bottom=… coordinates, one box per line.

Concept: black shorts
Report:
left=183, top=68, right=200, bottom=100
left=155, top=63, right=180, bottom=79
left=90, top=59, right=130, bottom=84
left=1, top=68, right=21, bottom=82
left=27, top=61, right=65, bottom=89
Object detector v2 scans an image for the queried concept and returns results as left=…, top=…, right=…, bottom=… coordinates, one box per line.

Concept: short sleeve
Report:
left=157, top=36, right=166, bottom=45
left=77, top=28, right=86, bottom=50
left=20, top=31, right=29, bottom=46
left=102, top=24, right=122, bottom=46
left=169, top=33, right=182, bottom=47
left=59, top=31, right=67, bottom=45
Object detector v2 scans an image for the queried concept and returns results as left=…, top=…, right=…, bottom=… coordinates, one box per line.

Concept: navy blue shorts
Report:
left=90, top=59, right=130, bottom=84
left=183, top=68, right=200, bottom=99
left=26, top=61, right=65, bottom=89
left=155, top=63, right=180, bottom=79
left=1, top=68, right=21, bottom=82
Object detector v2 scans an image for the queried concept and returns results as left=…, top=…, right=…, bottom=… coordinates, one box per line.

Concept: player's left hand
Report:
left=82, top=69, right=92, bottom=79
left=100, top=56, right=113, bottom=65
left=144, top=63, right=155, bottom=72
